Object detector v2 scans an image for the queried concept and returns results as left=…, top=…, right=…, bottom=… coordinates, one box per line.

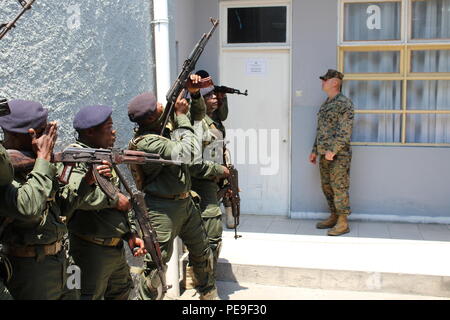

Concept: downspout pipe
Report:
left=151, top=0, right=181, bottom=299
left=152, top=0, right=171, bottom=104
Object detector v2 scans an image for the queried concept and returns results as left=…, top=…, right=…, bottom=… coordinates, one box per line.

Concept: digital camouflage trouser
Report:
left=69, top=235, right=133, bottom=300
left=319, top=154, right=352, bottom=216
left=138, top=195, right=215, bottom=300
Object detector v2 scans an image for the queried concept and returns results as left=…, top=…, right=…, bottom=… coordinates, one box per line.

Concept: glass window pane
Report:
left=343, top=80, right=402, bottom=110
left=344, top=2, right=401, bottom=41
left=406, top=114, right=450, bottom=143
left=227, top=7, right=287, bottom=43
left=344, top=51, right=400, bottom=73
left=407, top=80, right=450, bottom=110
left=411, top=0, right=450, bottom=39
left=353, top=114, right=402, bottom=143
left=411, top=50, right=450, bottom=72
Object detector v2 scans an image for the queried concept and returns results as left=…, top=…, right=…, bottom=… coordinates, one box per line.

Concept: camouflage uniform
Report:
left=191, top=114, right=225, bottom=274
left=0, top=144, right=13, bottom=300
left=59, top=141, right=136, bottom=300
left=128, top=94, right=218, bottom=300
left=0, top=158, right=89, bottom=299
left=312, top=93, right=354, bottom=216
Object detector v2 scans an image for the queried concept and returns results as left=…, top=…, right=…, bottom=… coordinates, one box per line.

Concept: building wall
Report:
left=1, top=0, right=154, bottom=149
left=173, top=0, right=220, bottom=80
left=175, top=0, right=450, bottom=222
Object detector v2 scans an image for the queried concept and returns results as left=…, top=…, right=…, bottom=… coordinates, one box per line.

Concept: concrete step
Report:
left=217, top=230, right=450, bottom=298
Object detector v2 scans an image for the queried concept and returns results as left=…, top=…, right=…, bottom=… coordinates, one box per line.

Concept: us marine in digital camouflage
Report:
left=309, top=69, right=354, bottom=236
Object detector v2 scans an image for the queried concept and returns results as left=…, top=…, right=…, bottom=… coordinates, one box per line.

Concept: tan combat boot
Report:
left=327, top=215, right=350, bottom=236
left=225, top=206, right=235, bottom=229
left=316, top=212, right=338, bottom=229
left=199, top=288, right=221, bottom=300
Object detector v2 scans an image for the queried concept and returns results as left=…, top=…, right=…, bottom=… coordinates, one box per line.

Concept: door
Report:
left=219, top=1, right=291, bottom=215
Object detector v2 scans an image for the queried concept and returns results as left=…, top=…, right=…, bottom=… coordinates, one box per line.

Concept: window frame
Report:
left=339, top=0, right=450, bottom=147
left=220, top=0, right=291, bottom=49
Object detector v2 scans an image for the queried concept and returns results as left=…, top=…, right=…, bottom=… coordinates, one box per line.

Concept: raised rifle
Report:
left=0, top=0, right=37, bottom=40
left=214, top=85, right=248, bottom=96
left=217, top=148, right=241, bottom=239
left=159, top=18, right=219, bottom=135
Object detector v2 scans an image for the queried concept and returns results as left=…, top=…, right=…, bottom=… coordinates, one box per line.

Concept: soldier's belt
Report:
left=2, top=241, right=63, bottom=258
left=148, top=191, right=190, bottom=200
left=74, top=233, right=122, bottom=247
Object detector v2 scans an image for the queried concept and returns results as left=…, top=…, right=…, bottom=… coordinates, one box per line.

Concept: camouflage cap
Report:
left=320, top=69, right=344, bottom=81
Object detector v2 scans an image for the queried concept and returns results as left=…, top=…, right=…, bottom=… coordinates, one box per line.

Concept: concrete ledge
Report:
left=218, top=230, right=450, bottom=298
left=216, top=262, right=450, bottom=298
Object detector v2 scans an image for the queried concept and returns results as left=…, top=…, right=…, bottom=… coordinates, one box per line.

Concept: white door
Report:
left=219, top=1, right=291, bottom=216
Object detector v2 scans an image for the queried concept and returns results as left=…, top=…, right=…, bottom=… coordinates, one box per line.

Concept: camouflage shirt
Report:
left=312, top=93, right=354, bottom=156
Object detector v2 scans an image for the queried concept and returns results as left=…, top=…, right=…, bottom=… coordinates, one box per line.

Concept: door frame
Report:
left=219, top=0, right=293, bottom=216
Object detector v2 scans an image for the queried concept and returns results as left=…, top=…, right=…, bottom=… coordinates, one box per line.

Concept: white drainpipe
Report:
left=151, top=0, right=182, bottom=298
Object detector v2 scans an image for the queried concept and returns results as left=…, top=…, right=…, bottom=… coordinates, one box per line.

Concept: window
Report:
left=227, top=6, right=287, bottom=44
left=339, top=0, right=450, bottom=146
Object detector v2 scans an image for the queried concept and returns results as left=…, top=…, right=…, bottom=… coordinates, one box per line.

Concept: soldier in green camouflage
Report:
left=189, top=85, right=230, bottom=284
left=309, top=69, right=354, bottom=236
left=0, top=100, right=97, bottom=299
left=61, top=105, right=145, bottom=300
left=127, top=75, right=220, bottom=300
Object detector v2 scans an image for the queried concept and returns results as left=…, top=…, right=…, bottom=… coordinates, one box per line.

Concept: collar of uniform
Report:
left=73, top=139, right=93, bottom=149
left=326, top=92, right=343, bottom=104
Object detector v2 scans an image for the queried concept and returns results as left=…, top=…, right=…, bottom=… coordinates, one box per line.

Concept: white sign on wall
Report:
left=246, top=59, right=267, bottom=75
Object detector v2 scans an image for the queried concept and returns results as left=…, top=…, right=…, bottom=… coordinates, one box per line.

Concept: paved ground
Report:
left=174, top=281, right=449, bottom=300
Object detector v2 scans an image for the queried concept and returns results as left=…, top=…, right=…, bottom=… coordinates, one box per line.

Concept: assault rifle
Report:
left=0, top=98, right=10, bottom=117
left=0, top=0, right=37, bottom=40
left=217, top=148, right=241, bottom=239
left=159, top=18, right=219, bottom=135
left=214, top=85, right=248, bottom=96
left=7, top=146, right=180, bottom=297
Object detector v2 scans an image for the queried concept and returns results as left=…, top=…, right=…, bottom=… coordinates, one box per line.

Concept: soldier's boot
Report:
left=316, top=212, right=338, bottom=229
left=327, top=215, right=350, bottom=236
left=199, top=288, right=221, bottom=300
left=184, top=264, right=197, bottom=290
left=225, top=207, right=235, bottom=229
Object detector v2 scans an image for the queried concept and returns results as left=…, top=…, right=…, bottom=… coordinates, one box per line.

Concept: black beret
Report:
left=320, top=69, right=344, bottom=81
left=0, top=99, right=48, bottom=133
left=195, top=70, right=210, bottom=78
left=73, top=105, right=112, bottom=130
left=128, top=92, right=157, bottom=123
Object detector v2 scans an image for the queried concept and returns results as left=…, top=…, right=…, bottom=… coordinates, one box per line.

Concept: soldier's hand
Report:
left=30, top=121, right=58, bottom=161
left=84, top=161, right=112, bottom=185
left=325, top=151, right=336, bottom=161
left=116, top=193, right=132, bottom=212
left=309, top=153, right=317, bottom=164
left=175, top=90, right=190, bottom=116
left=128, top=235, right=147, bottom=257
left=221, top=166, right=230, bottom=178
left=96, top=161, right=113, bottom=178
left=186, top=74, right=202, bottom=94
